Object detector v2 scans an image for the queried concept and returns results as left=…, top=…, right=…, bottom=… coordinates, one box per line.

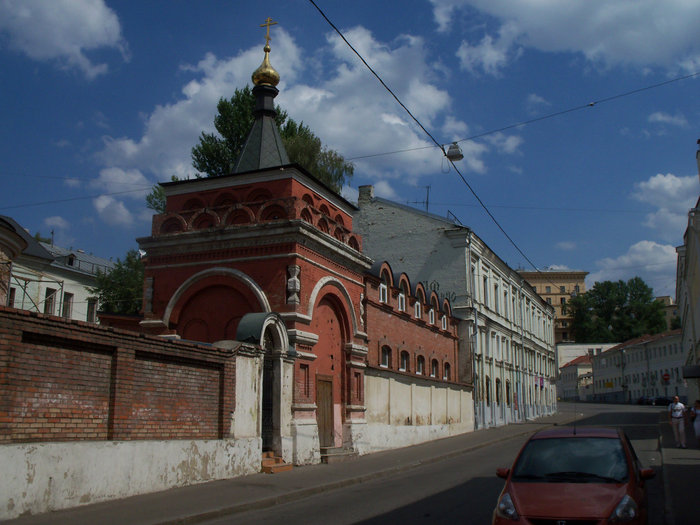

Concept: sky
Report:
left=1, top=0, right=699, bottom=298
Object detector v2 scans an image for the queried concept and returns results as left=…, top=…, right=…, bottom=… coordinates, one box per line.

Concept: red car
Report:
left=493, top=426, right=655, bottom=524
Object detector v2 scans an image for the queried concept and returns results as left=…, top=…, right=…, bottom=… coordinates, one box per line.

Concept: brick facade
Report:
left=0, top=306, right=235, bottom=443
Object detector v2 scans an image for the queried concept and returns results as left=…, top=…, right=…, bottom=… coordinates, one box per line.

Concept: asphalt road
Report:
left=202, top=403, right=665, bottom=525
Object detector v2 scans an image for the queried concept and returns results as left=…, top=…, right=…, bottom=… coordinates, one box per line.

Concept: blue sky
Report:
left=1, top=0, right=699, bottom=297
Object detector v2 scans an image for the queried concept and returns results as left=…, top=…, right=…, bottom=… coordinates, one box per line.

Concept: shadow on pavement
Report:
left=356, top=476, right=504, bottom=525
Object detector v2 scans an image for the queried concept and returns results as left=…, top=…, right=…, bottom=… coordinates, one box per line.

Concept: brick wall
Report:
left=0, top=306, right=235, bottom=444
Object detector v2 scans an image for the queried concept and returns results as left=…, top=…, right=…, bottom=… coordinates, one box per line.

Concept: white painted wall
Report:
left=1, top=438, right=260, bottom=520
left=359, top=372, right=473, bottom=454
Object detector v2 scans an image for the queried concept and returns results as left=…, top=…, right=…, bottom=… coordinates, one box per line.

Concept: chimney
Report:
left=358, top=185, right=374, bottom=204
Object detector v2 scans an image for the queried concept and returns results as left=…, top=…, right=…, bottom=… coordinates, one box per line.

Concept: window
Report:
left=494, top=283, right=500, bottom=313
left=400, top=351, right=409, bottom=371
left=546, top=297, right=551, bottom=304
left=8, top=287, right=16, bottom=308
left=380, top=346, right=391, bottom=368
left=87, top=298, right=97, bottom=323
left=67, top=254, right=75, bottom=267
left=61, top=292, right=73, bottom=318
left=441, top=315, right=447, bottom=330
left=416, top=356, right=425, bottom=375
left=485, top=376, right=491, bottom=405
left=483, top=276, right=489, bottom=306
left=545, top=286, right=551, bottom=293
left=431, top=359, right=438, bottom=377
left=574, top=285, right=580, bottom=293
left=429, top=308, right=435, bottom=324
left=443, top=363, right=451, bottom=381
left=560, top=286, right=566, bottom=293
left=398, top=287, right=406, bottom=312
left=379, top=282, right=388, bottom=303
left=414, top=300, right=422, bottom=319
left=44, top=287, right=56, bottom=315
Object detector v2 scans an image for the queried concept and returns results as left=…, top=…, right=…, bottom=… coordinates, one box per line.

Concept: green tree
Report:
left=147, top=87, right=353, bottom=213
left=569, top=277, right=667, bottom=343
left=192, top=87, right=353, bottom=189
left=89, top=249, right=144, bottom=315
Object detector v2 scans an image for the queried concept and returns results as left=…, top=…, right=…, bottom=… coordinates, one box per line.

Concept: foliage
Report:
left=191, top=87, right=352, bottom=191
left=89, top=249, right=144, bottom=315
left=146, top=86, right=353, bottom=213
left=146, top=175, right=180, bottom=214
left=568, top=277, right=667, bottom=343
left=33, top=232, right=52, bottom=243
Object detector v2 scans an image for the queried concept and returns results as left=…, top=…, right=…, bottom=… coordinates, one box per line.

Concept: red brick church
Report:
left=0, top=23, right=473, bottom=518
left=134, top=27, right=472, bottom=462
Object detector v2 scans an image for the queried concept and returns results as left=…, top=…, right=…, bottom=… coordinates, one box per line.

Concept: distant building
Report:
left=518, top=269, right=588, bottom=343
left=675, top=142, right=700, bottom=403
left=355, top=186, right=557, bottom=429
left=591, top=330, right=685, bottom=403
left=655, top=296, right=679, bottom=331
left=555, top=342, right=617, bottom=371
left=2, top=215, right=113, bottom=323
left=558, top=354, right=592, bottom=401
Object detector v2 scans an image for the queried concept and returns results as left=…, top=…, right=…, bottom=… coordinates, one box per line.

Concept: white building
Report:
left=558, top=354, right=593, bottom=401
left=591, top=330, right=686, bottom=403
left=676, top=194, right=700, bottom=403
left=3, top=215, right=113, bottom=323
left=354, top=186, right=557, bottom=429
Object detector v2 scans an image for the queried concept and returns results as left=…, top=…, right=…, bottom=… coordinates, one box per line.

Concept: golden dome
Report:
left=252, top=43, right=280, bottom=87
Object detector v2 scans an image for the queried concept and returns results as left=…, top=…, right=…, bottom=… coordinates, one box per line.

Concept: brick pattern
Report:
left=0, top=306, right=234, bottom=444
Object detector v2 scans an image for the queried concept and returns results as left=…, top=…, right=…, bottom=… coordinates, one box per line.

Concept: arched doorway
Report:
left=309, top=296, right=347, bottom=449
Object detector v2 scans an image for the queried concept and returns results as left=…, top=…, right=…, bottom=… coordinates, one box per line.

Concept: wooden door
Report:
left=316, top=378, right=333, bottom=448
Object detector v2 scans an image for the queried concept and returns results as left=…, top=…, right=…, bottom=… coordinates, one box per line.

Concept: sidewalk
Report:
left=4, top=412, right=573, bottom=525
left=6, top=409, right=697, bottom=525
left=658, top=415, right=700, bottom=525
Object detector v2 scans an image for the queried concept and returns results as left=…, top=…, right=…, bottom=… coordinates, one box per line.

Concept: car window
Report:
left=512, top=437, right=629, bottom=482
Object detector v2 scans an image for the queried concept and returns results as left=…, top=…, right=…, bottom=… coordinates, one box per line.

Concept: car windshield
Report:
left=511, top=436, right=629, bottom=483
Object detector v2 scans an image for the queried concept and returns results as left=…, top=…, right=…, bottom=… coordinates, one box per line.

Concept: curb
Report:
left=158, top=417, right=577, bottom=525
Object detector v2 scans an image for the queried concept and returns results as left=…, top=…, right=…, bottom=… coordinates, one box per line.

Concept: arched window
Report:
left=443, top=363, right=451, bottom=381
left=379, top=271, right=389, bottom=304
left=414, top=300, right=422, bottom=319
left=398, top=282, right=407, bottom=312
left=416, top=355, right=425, bottom=375
left=400, top=351, right=409, bottom=372
left=380, top=346, right=391, bottom=368
left=441, top=315, right=447, bottom=330
left=429, top=308, right=435, bottom=324
left=430, top=359, right=438, bottom=378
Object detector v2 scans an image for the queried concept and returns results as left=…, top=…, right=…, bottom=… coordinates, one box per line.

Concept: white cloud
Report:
left=631, top=173, right=698, bottom=241
left=484, top=132, right=523, bottom=155
left=431, top=0, right=700, bottom=71
left=587, top=240, right=677, bottom=296
left=456, top=21, right=522, bottom=75
left=556, top=241, right=577, bottom=251
left=90, top=167, right=151, bottom=199
left=526, top=93, right=551, bottom=116
left=44, top=216, right=69, bottom=230
left=648, top=111, right=688, bottom=127
left=0, top=0, right=128, bottom=79
left=93, top=195, right=133, bottom=226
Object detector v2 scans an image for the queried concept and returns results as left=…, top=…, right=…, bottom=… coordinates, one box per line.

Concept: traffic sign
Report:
left=662, top=373, right=670, bottom=381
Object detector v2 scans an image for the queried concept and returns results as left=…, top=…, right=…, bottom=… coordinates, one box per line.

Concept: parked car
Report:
left=652, top=396, right=673, bottom=406
left=493, top=426, right=655, bottom=524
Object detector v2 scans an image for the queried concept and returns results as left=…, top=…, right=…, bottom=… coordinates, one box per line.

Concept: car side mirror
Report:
left=640, top=468, right=655, bottom=481
left=496, top=467, right=510, bottom=479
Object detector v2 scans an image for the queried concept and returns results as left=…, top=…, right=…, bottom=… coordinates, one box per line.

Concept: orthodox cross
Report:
left=260, top=17, right=278, bottom=45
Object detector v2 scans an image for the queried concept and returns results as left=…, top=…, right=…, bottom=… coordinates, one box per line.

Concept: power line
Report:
left=309, top=0, right=542, bottom=274
left=0, top=186, right=152, bottom=212
left=347, top=71, right=700, bottom=161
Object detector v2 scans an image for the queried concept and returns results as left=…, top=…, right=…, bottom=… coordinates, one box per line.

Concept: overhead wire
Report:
left=308, top=0, right=691, bottom=291
left=308, top=0, right=543, bottom=274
